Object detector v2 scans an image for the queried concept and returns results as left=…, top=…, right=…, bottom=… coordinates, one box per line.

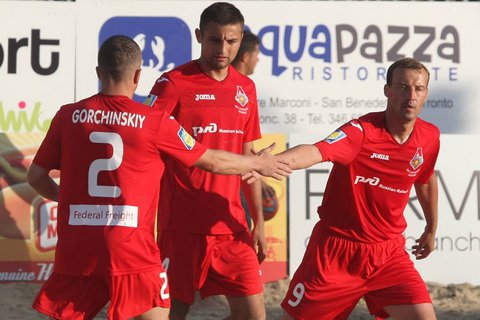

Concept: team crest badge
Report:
left=325, top=129, right=346, bottom=144
left=234, top=86, right=249, bottom=114
left=235, top=86, right=249, bottom=107
left=410, top=148, right=424, bottom=170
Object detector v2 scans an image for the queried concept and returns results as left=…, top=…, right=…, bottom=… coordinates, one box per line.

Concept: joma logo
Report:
left=195, top=94, right=216, bottom=101
left=370, top=153, right=389, bottom=160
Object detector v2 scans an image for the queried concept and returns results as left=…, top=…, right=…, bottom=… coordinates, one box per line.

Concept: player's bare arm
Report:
left=241, top=141, right=266, bottom=263
left=242, top=144, right=322, bottom=184
left=412, top=174, right=439, bottom=260
left=27, top=163, right=59, bottom=202
left=195, top=145, right=291, bottom=179
left=276, top=144, right=323, bottom=170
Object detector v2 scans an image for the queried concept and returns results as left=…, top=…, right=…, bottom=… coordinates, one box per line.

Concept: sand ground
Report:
left=1, top=279, right=479, bottom=319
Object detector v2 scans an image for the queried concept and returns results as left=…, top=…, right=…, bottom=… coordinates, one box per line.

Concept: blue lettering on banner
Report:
left=97, top=19, right=461, bottom=86
left=254, top=24, right=460, bottom=80
left=99, top=17, right=192, bottom=102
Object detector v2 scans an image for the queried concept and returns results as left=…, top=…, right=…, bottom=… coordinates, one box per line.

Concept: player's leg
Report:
left=32, top=272, right=109, bottom=320
left=157, top=230, right=212, bottom=320
left=134, top=306, right=170, bottom=320
left=281, top=222, right=367, bottom=320
left=200, top=232, right=265, bottom=320
left=364, top=236, right=435, bottom=320
left=281, top=276, right=361, bottom=320
left=108, top=269, right=170, bottom=320
left=383, top=303, right=436, bottom=320
left=225, top=293, right=266, bottom=320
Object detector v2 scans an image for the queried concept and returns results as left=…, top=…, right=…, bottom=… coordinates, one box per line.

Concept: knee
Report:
left=229, top=307, right=266, bottom=320
left=251, top=309, right=266, bottom=320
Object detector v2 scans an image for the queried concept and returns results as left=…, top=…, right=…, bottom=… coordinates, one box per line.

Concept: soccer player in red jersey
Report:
left=147, top=3, right=268, bottom=320
left=276, top=58, right=439, bottom=320
left=27, top=35, right=289, bottom=320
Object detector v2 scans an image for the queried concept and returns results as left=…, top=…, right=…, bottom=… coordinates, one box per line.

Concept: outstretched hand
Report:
left=242, top=143, right=291, bottom=183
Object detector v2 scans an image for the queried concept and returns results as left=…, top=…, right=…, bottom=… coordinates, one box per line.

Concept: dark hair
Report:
left=98, top=35, right=141, bottom=82
left=386, top=57, right=430, bottom=86
left=232, top=30, right=259, bottom=65
left=199, top=2, right=244, bottom=32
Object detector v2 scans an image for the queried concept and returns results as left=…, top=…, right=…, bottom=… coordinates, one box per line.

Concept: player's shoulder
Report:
left=152, top=61, right=200, bottom=90
left=162, top=60, right=197, bottom=80
left=57, top=94, right=97, bottom=114
left=71, top=93, right=156, bottom=114
left=356, top=111, right=384, bottom=130
left=229, top=65, right=255, bottom=86
left=415, top=117, right=440, bottom=137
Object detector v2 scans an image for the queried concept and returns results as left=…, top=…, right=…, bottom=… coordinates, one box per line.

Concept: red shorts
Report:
left=281, top=222, right=432, bottom=320
left=33, top=269, right=170, bottom=320
left=158, top=230, right=263, bottom=305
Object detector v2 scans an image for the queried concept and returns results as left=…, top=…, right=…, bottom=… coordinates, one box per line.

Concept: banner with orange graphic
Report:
left=253, top=134, right=288, bottom=283
left=0, top=133, right=57, bottom=282
left=0, top=2, right=75, bottom=282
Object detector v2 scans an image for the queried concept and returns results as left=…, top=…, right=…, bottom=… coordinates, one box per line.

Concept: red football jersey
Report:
left=33, top=93, right=206, bottom=276
left=149, top=61, right=261, bottom=234
left=315, top=111, right=440, bottom=242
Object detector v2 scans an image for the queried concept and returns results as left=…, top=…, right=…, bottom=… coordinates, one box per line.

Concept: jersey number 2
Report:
left=88, top=132, right=123, bottom=198
left=159, top=272, right=170, bottom=300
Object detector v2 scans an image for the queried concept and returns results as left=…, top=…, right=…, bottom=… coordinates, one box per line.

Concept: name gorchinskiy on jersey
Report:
left=71, top=108, right=146, bottom=129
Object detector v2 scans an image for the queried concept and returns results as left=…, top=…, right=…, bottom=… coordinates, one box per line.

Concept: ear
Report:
left=383, top=84, right=389, bottom=98
left=195, top=28, right=202, bottom=44
left=133, top=68, right=141, bottom=85
left=95, top=66, right=101, bottom=81
left=241, top=51, right=250, bottom=63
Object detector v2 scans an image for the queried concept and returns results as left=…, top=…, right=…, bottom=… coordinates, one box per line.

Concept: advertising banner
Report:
left=0, top=2, right=75, bottom=282
left=253, top=134, right=288, bottom=283
left=240, top=2, right=480, bottom=136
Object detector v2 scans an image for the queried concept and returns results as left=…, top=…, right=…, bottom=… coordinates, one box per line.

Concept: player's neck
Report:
left=100, top=82, right=134, bottom=99
left=385, top=115, right=415, bottom=144
left=196, top=59, right=229, bottom=81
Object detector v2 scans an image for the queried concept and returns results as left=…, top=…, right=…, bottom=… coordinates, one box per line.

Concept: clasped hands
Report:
left=242, top=143, right=292, bottom=183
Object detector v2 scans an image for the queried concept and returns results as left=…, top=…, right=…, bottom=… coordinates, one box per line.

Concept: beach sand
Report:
left=1, top=279, right=479, bottom=319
